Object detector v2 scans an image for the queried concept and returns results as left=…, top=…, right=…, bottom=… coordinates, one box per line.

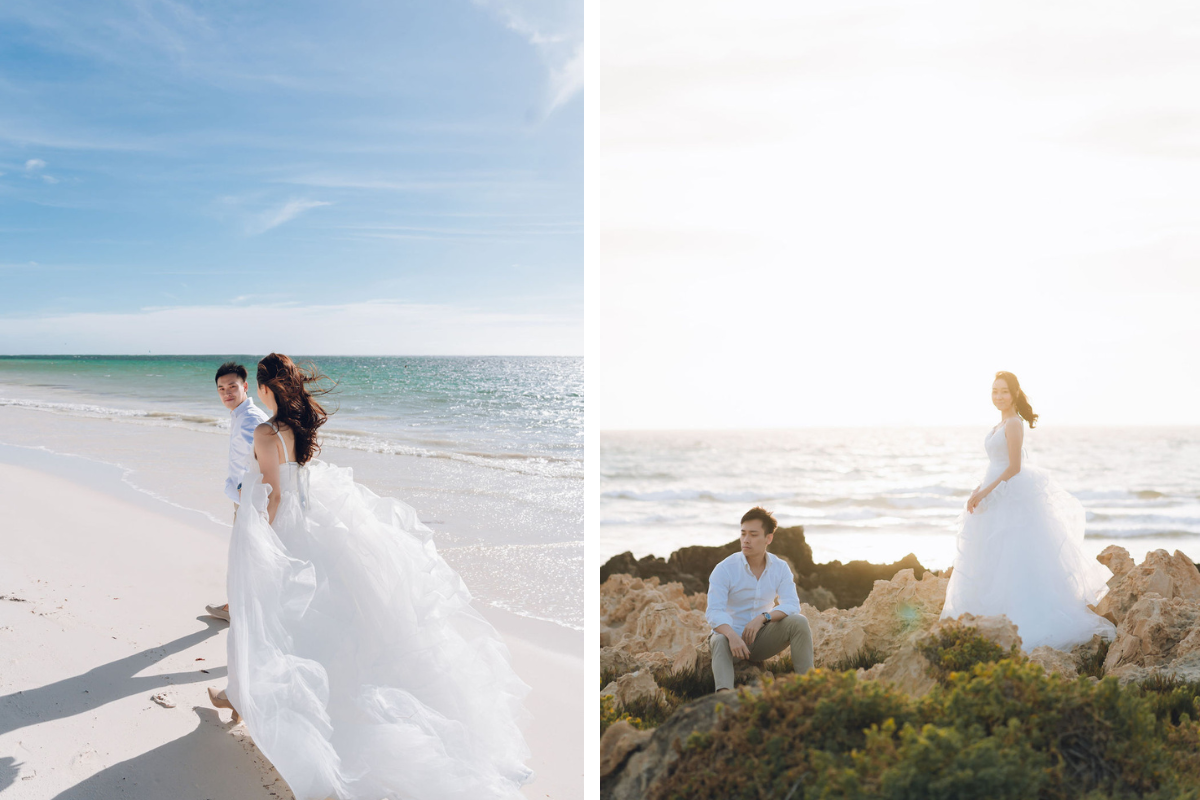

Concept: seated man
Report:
left=707, top=506, right=814, bottom=691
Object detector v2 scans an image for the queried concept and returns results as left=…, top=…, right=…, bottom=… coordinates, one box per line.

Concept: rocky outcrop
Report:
left=1028, top=646, right=1080, bottom=679
left=599, top=721, right=653, bottom=779
left=602, top=544, right=1200, bottom=709
left=856, top=611, right=1021, bottom=697
left=600, top=692, right=740, bottom=800
left=601, top=670, right=663, bottom=709
left=805, top=568, right=950, bottom=668
left=1094, top=548, right=1200, bottom=626
left=600, top=574, right=711, bottom=681
left=1103, top=592, right=1200, bottom=684
left=600, top=526, right=927, bottom=610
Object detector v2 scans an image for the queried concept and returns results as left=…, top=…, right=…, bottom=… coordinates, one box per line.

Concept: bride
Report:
left=207, top=353, right=533, bottom=799
left=940, top=371, right=1116, bottom=651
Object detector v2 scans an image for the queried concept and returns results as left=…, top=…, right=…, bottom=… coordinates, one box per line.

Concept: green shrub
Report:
left=916, top=624, right=1018, bottom=684
left=1077, top=638, right=1111, bottom=680
left=651, top=661, right=1200, bottom=800
left=829, top=647, right=887, bottom=673
left=601, top=691, right=683, bottom=735
left=1135, top=674, right=1200, bottom=726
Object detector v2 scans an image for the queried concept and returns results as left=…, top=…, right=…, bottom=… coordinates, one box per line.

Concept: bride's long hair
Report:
left=995, top=371, right=1038, bottom=428
left=256, top=353, right=335, bottom=464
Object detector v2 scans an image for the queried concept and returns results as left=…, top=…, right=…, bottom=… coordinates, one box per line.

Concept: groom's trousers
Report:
left=709, top=613, right=814, bottom=691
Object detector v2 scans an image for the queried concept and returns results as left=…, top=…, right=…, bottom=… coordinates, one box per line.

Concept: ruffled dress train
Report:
left=225, top=450, right=533, bottom=800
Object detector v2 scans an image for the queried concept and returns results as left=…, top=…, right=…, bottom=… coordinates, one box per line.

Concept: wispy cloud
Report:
left=246, top=198, right=331, bottom=235
left=473, top=0, right=583, bottom=115
left=24, top=158, right=45, bottom=171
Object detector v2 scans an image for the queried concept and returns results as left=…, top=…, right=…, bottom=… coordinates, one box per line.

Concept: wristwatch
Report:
left=761, top=612, right=772, bottom=625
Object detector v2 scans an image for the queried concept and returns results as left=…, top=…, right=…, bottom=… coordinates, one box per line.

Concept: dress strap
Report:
left=272, top=422, right=291, bottom=464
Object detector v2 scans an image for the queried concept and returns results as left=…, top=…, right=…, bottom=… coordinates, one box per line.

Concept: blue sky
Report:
left=0, top=0, right=581, bottom=355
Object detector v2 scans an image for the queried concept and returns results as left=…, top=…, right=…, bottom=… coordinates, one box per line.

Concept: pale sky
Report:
left=0, top=0, right=581, bottom=356
left=591, top=0, right=1200, bottom=428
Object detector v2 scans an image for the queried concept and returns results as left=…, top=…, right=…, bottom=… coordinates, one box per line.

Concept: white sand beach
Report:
left=0, top=458, right=582, bottom=798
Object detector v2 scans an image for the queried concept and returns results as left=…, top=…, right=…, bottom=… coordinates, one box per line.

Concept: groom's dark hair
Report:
left=215, top=361, right=248, bottom=384
left=741, top=506, right=778, bottom=536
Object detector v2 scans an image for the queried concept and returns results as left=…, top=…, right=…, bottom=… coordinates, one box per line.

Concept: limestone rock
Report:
left=601, top=647, right=641, bottom=678
left=601, top=670, right=662, bottom=709
left=601, top=692, right=740, bottom=800
left=1097, top=545, right=1135, bottom=579
left=601, top=574, right=710, bottom=666
left=1028, top=646, right=1079, bottom=679
left=859, top=645, right=938, bottom=697
left=1095, top=549, right=1200, bottom=626
left=1103, top=593, right=1200, bottom=676
left=805, top=569, right=949, bottom=668
left=600, top=721, right=653, bottom=778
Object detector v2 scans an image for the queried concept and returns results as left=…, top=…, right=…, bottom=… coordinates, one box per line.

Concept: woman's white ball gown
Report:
left=940, top=423, right=1117, bottom=651
left=225, top=441, right=533, bottom=800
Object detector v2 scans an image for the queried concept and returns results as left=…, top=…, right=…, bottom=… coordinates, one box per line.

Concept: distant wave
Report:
left=1084, top=528, right=1200, bottom=539
left=0, top=396, right=581, bottom=480
left=601, top=488, right=778, bottom=503
left=0, top=396, right=226, bottom=426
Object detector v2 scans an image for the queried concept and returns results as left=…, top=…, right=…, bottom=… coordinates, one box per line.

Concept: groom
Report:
left=205, top=361, right=270, bottom=622
left=707, top=507, right=814, bottom=691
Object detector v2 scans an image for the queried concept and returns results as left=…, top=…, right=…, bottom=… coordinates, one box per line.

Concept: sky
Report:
left=592, top=0, right=1200, bottom=428
left=0, top=0, right=582, bottom=355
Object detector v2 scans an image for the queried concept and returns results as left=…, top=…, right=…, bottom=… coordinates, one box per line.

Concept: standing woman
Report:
left=940, top=371, right=1116, bottom=650
left=209, top=353, right=533, bottom=800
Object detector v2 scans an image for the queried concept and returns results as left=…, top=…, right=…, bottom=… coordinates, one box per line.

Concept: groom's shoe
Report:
left=205, top=603, right=230, bottom=622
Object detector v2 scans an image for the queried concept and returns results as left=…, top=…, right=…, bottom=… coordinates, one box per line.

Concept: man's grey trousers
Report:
left=709, top=614, right=815, bottom=691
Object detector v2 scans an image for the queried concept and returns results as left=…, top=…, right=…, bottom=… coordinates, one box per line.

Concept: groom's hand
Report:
left=727, top=632, right=751, bottom=660
left=742, top=615, right=766, bottom=646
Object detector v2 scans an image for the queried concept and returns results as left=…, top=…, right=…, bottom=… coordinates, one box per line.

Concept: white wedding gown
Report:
left=225, top=432, right=533, bottom=800
left=940, top=422, right=1116, bottom=651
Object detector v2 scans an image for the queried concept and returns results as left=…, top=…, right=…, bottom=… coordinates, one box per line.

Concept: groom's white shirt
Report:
left=226, top=396, right=270, bottom=504
left=706, top=551, right=801, bottom=634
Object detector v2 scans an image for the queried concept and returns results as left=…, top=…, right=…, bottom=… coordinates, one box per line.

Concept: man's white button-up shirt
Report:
left=225, top=396, right=270, bottom=504
left=706, top=551, right=802, bottom=634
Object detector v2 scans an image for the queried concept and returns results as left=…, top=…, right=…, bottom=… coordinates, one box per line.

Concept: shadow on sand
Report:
left=0, top=618, right=227, bottom=738
left=0, top=756, right=20, bottom=793
left=51, top=707, right=281, bottom=800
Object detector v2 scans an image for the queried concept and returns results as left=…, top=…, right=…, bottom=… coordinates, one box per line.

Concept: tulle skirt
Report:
left=225, top=460, right=533, bottom=800
left=941, top=464, right=1116, bottom=651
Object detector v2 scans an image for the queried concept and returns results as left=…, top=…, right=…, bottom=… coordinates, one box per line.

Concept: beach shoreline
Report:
left=0, top=455, right=580, bottom=797
left=0, top=401, right=583, bottom=632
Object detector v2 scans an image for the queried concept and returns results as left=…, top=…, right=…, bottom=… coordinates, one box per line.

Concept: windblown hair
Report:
left=215, top=361, right=247, bottom=384
left=741, top=506, right=778, bottom=537
left=256, top=353, right=335, bottom=464
left=996, top=371, right=1038, bottom=428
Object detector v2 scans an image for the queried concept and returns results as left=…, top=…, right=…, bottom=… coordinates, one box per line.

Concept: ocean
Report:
left=601, top=427, right=1200, bottom=570
left=0, top=355, right=583, bottom=630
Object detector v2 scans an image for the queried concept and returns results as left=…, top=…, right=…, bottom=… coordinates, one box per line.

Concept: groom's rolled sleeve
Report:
left=706, top=563, right=734, bottom=631
left=224, top=476, right=241, bottom=504
left=774, top=567, right=802, bottom=618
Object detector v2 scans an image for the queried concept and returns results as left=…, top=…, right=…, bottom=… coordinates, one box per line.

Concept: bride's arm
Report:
left=968, top=419, right=1024, bottom=512
left=254, top=424, right=282, bottom=524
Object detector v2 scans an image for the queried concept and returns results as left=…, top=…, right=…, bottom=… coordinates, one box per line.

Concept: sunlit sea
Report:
left=601, top=427, right=1200, bottom=570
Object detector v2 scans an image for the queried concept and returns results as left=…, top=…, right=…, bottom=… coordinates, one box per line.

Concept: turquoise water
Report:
left=0, top=355, right=582, bottom=478
left=0, top=355, right=583, bottom=629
